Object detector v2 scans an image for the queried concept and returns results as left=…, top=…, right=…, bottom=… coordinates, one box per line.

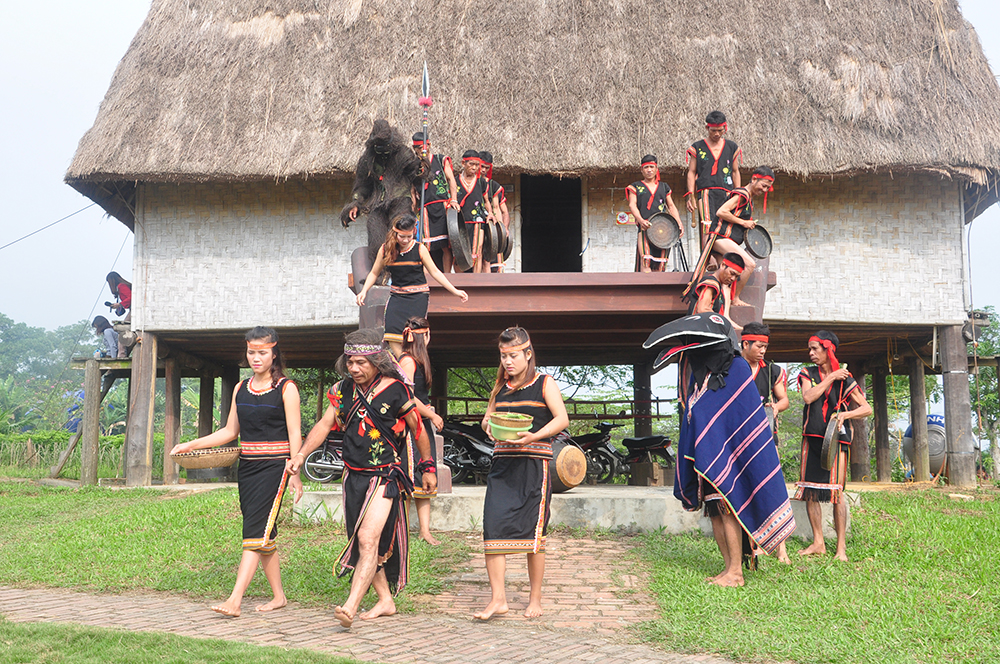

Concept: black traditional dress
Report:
left=709, top=187, right=752, bottom=245
left=687, top=274, right=727, bottom=315
left=330, top=375, right=417, bottom=594
left=751, top=359, right=786, bottom=435
left=457, top=174, right=489, bottom=272
left=686, top=138, right=742, bottom=230
left=383, top=241, right=428, bottom=345
left=794, top=366, right=859, bottom=504
left=625, top=180, right=671, bottom=272
left=235, top=377, right=293, bottom=554
left=483, top=373, right=556, bottom=555
left=421, top=153, right=453, bottom=267
left=399, top=352, right=437, bottom=498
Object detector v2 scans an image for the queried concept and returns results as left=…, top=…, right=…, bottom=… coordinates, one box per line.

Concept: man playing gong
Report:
left=685, top=110, right=742, bottom=247
left=626, top=154, right=683, bottom=272
left=795, top=331, right=871, bottom=562
left=412, top=133, right=458, bottom=272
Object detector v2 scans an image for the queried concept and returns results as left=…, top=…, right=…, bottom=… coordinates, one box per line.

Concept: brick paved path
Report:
left=0, top=533, right=734, bottom=664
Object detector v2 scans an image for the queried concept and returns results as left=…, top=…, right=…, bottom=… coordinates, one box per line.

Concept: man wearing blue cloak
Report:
left=644, top=312, right=795, bottom=586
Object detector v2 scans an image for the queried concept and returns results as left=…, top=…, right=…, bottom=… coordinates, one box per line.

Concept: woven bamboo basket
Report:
left=489, top=412, right=534, bottom=429
left=170, top=447, right=240, bottom=469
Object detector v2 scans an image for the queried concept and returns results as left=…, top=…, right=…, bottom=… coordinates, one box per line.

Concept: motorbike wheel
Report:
left=588, top=449, right=620, bottom=484
left=303, top=449, right=342, bottom=483
left=441, top=439, right=471, bottom=485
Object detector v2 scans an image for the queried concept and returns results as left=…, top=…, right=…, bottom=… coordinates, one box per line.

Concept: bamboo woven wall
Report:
left=583, top=171, right=967, bottom=325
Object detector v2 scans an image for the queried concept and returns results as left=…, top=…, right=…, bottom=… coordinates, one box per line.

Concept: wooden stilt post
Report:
left=163, top=357, right=181, bottom=485
left=850, top=369, right=871, bottom=482
left=873, top=367, right=891, bottom=482
left=909, top=357, right=930, bottom=481
left=316, top=368, right=326, bottom=421
left=633, top=363, right=652, bottom=437
left=941, top=324, right=977, bottom=487
left=126, top=333, right=158, bottom=486
left=220, top=366, right=239, bottom=426
left=80, top=359, right=101, bottom=485
left=198, top=370, right=214, bottom=437
left=431, top=365, right=449, bottom=417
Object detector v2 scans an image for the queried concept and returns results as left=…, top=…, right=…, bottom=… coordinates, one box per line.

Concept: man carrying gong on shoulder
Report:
left=625, top=154, right=683, bottom=273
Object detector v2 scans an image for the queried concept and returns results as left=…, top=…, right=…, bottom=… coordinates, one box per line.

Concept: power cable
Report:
left=0, top=203, right=97, bottom=252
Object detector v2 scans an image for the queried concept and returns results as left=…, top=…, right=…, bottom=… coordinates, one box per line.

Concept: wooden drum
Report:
left=549, top=438, right=587, bottom=493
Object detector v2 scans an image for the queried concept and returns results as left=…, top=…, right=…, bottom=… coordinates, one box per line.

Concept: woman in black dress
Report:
left=398, top=316, right=443, bottom=545
left=172, top=327, right=303, bottom=617
left=356, top=213, right=467, bottom=357
left=475, top=327, right=569, bottom=620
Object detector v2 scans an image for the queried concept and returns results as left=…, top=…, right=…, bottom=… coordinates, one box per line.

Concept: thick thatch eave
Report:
left=67, top=0, right=1000, bottom=225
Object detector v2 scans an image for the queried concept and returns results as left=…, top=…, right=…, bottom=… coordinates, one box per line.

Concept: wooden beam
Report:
left=909, top=357, right=930, bottom=481
left=163, top=358, right=181, bottom=485
left=633, top=363, right=652, bottom=437
left=941, top=324, right=977, bottom=487
left=873, top=367, right=891, bottom=483
left=198, top=370, right=214, bottom=437
left=80, top=359, right=101, bottom=486
left=850, top=370, right=871, bottom=483
left=220, top=366, right=240, bottom=482
left=126, top=332, right=158, bottom=486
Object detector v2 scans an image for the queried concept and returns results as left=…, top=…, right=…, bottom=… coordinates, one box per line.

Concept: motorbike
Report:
left=302, top=428, right=344, bottom=483
left=621, top=433, right=675, bottom=470
left=570, top=421, right=628, bottom=483
left=439, top=420, right=494, bottom=484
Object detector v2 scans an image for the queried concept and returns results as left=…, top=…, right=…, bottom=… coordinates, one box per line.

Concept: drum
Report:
left=821, top=415, right=841, bottom=471
left=745, top=226, right=772, bottom=259
left=447, top=207, right=474, bottom=272
left=549, top=438, right=587, bottom=493
left=647, top=213, right=681, bottom=249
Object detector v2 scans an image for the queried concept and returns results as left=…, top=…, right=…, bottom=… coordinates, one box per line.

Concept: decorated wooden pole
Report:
left=417, top=61, right=432, bottom=243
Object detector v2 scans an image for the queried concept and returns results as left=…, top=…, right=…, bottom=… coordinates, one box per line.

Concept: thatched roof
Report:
left=68, top=0, right=1000, bottom=226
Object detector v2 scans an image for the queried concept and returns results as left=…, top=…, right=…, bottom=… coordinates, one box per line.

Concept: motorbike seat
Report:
left=621, top=435, right=669, bottom=450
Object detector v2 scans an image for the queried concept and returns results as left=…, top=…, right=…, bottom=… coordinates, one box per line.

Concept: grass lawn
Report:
left=0, top=618, right=359, bottom=664
left=0, top=481, right=469, bottom=611
left=638, top=487, right=1000, bottom=664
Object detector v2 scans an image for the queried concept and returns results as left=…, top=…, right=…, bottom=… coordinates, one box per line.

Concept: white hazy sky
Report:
left=1, top=1, right=998, bottom=338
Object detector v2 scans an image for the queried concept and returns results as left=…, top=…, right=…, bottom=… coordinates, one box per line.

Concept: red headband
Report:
left=706, top=122, right=728, bottom=129
left=247, top=341, right=276, bottom=350
left=722, top=258, right=744, bottom=274
left=501, top=340, right=531, bottom=352
left=742, top=334, right=769, bottom=343
left=412, top=140, right=426, bottom=147
left=809, top=336, right=840, bottom=372
left=463, top=157, right=481, bottom=164
left=402, top=326, right=429, bottom=343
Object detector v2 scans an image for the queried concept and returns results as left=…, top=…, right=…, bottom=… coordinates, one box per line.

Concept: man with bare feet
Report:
left=292, top=329, right=436, bottom=627
left=645, top=313, right=795, bottom=587
left=685, top=110, right=742, bottom=248
left=741, top=322, right=791, bottom=564
left=794, top=331, right=872, bottom=562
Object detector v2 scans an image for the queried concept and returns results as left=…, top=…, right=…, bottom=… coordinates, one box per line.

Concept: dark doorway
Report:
left=520, top=175, right=581, bottom=272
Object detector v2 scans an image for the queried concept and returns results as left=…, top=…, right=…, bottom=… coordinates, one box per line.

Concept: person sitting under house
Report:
left=412, top=133, right=458, bottom=272
left=626, top=154, right=683, bottom=273
left=92, top=316, right=120, bottom=359
left=688, top=252, right=745, bottom=332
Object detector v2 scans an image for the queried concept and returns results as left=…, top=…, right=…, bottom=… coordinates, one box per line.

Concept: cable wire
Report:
left=0, top=203, right=97, bottom=252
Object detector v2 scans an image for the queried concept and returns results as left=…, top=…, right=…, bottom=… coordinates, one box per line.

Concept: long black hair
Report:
left=488, top=327, right=536, bottom=403
left=383, top=213, right=418, bottom=265
left=401, top=316, right=432, bottom=390
left=245, top=326, right=285, bottom=387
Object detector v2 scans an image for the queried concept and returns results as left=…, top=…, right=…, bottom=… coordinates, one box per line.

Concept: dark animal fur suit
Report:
left=340, top=120, right=422, bottom=263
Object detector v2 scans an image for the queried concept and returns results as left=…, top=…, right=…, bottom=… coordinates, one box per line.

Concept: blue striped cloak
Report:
left=674, top=356, right=796, bottom=554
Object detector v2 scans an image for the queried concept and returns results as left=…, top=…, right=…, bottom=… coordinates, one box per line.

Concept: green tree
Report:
left=968, top=305, right=1000, bottom=477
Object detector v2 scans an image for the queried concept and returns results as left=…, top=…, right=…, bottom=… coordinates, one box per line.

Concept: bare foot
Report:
left=255, top=597, right=286, bottom=612
left=709, top=573, right=745, bottom=587
left=777, top=543, right=792, bottom=564
left=732, top=298, right=752, bottom=307
left=706, top=570, right=726, bottom=582
left=333, top=605, right=354, bottom=628
left=473, top=599, right=509, bottom=620
left=798, top=541, right=827, bottom=556
left=524, top=601, right=543, bottom=618
left=210, top=601, right=241, bottom=617
left=360, top=598, right=396, bottom=620
left=834, top=550, right=849, bottom=562
left=420, top=532, right=441, bottom=546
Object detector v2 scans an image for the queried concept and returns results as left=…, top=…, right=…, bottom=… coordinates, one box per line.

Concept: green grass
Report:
left=638, top=488, right=1000, bottom=664
left=0, top=618, right=360, bottom=664
left=0, top=482, right=469, bottom=611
